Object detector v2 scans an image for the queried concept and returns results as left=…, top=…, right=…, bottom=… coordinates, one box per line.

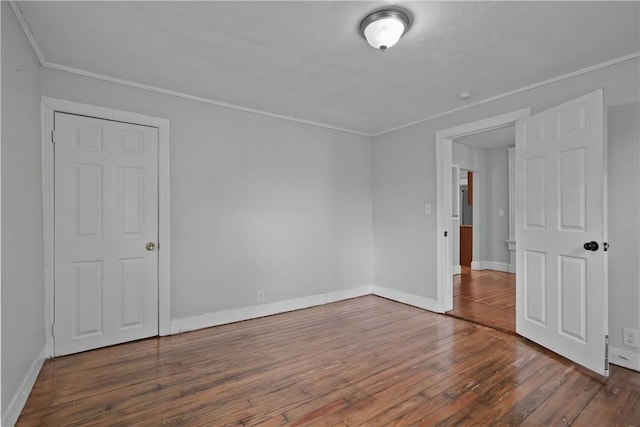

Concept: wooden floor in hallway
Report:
left=18, top=295, right=639, bottom=426
left=449, top=266, right=516, bottom=334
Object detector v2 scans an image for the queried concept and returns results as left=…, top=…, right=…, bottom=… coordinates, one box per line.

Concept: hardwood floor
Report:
left=18, top=295, right=639, bottom=426
left=449, top=267, right=516, bottom=334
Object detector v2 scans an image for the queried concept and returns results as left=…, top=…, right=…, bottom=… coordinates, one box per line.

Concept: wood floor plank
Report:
left=570, top=366, right=640, bottom=427
left=519, top=365, right=602, bottom=426
left=449, top=266, right=516, bottom=333
left=17, top=295, right=640, bottom=426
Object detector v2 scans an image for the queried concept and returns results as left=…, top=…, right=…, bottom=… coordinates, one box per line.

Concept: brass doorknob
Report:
left=146, top=242, right=156, bottom=251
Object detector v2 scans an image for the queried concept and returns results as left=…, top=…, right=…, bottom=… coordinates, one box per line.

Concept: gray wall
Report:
left=372, top=57, right=640, bottom=350
left=485, top=148, right=510, bottom=265
left=39, top=68, right=373, bottom=320
left=1, top=2, right=45, bottom=414
left=607, top=101, right=640, bottom=351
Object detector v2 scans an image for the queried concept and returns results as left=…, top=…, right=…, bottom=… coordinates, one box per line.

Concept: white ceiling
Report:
left=16, top=1, right=640, bottom=135
left=455, top=125, right=515, bottom=149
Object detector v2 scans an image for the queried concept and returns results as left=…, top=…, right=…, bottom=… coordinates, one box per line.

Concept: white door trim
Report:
left=41, top=96, right=171, bottom=357
left=435, top=108, right=530, bottom=312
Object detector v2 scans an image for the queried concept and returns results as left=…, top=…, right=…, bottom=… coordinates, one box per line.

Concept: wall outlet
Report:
left=498, top=209, right=504, bottom=217
left=623, top=328, right=640, bottom=348
left=258, top=290, right=265, bottom=303
left=424, top=203, right=432, bottom=215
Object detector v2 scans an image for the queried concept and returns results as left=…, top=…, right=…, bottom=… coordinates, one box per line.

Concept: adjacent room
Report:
left=2, top=1, right=639, bottom=425
left=448, top=126, right=517, bottom=333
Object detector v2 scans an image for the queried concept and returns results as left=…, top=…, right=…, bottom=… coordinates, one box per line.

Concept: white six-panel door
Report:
left=54, top=112, right=159, bottom=356
left=515, top=90, right=608, bottom=376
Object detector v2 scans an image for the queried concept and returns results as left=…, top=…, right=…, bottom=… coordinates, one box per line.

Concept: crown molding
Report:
left=373, top=52, right=640, bottom=136
left=9, top=1, right=371, bottom=136
left=41, top=62, right=372, bottom=136
left=9, top=1, right=639, bottom=137
left=9, top=0, right=45, bottom=64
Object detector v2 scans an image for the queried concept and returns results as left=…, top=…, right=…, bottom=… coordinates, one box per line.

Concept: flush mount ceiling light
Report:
left=359, top=9, right=412, bottom=51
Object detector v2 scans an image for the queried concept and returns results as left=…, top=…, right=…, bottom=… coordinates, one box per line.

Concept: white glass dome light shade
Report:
left=363, top=18, right=405, bottom=50
left=360, top=9, right=411, bottom=51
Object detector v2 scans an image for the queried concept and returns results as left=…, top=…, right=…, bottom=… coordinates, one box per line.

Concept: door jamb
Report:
left=41, top=96, right=171, bottom=357
left=435, top=108, right=530, bottom=312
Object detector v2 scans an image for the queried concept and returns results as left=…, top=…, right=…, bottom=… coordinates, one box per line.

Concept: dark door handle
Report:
left=583, top=241, right=599, bottom=251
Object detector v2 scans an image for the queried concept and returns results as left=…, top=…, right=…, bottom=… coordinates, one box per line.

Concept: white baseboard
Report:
left=610, top=346, right=640, bottom=372
left=482, top=261, right=512, bottom=273
left=170, top=286, right=373, bottom=334
left=326, top=285, right=373, bottom=303
left=452, top=265, right=461, bottom=275
left=372, top=286, right=443, bottom=313
left=471, top=261, right=515, bottom=274
left=2, top=346, right=47, bottom=427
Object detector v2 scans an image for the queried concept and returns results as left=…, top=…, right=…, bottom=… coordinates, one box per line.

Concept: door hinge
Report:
left=51, top=130, right=56, bottom=143
left=444, top=231, right=448, bottom=237
left=603, top=242, right=609, bottom=251
left=51, top=322, right=56, bottom=337
left=605, top=334, right=609, bottom=373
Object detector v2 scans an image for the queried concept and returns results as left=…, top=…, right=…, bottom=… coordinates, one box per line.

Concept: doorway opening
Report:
left=447, top=126, right=517, bottom=333
left=458, top=169, right=473, bottom=268
left=434, top=108, right=529, bottom=322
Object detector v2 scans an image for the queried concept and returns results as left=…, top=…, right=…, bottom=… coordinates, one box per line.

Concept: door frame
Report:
left=435, top=108, right=529, bottom=312
left=456, top=168, right=479, bottom=271
left=41, top=96, right=171, bottom=357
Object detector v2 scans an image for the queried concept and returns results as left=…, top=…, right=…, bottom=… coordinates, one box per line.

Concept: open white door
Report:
left=515, top=89, right=608, bottom=376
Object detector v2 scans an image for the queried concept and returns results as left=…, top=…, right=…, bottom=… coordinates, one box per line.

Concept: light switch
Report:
left=498, top=209, right=504, bottom=217
left=425, top=203, right=432, bottom=215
